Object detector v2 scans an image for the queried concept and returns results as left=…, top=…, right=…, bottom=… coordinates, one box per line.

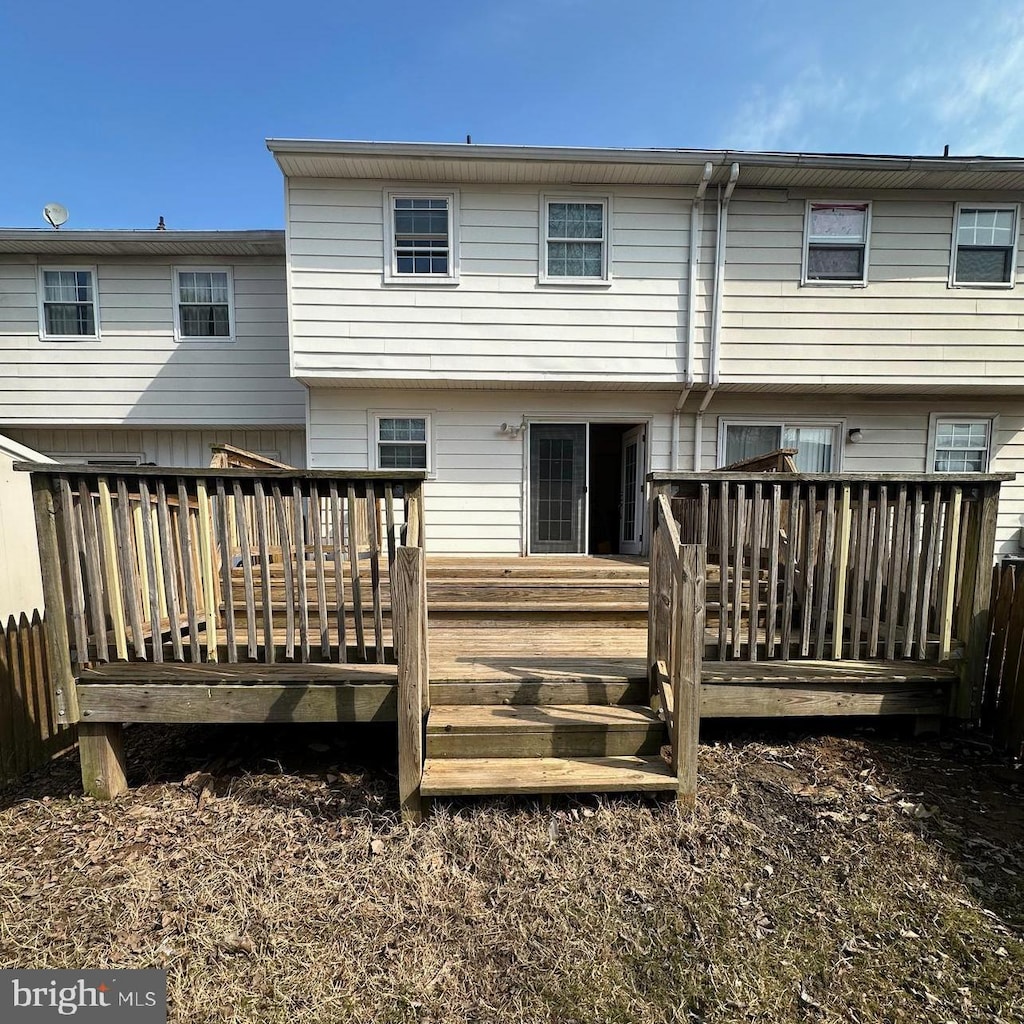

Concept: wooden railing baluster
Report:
left=329, top=483, right=347, bottom=663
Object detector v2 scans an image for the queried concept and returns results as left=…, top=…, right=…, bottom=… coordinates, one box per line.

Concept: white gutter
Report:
left=709, top=163, right=740, bottom=390
left=692, top=388, right=718, bottom=471
left=265, top=138, right=1024, bottom=175
left=685, top=162, right=714, bottom=387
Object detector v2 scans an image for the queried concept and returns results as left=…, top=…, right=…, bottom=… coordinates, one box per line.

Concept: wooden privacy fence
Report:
left=651, top=472, right=1006, bottom=716
left=982, top=561, right=1024, bottom=757
left=0, top=611, right=75, bottom=785
left=648, top=493, right=705, bottom=806
left=21, top=466, right=428, bottom=673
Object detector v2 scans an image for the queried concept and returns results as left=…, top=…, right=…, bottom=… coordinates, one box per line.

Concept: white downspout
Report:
left=671, top=386, right=691, bottom=470
left=693, top=387, right=717, bottom=471
left=685, top=161, right=714, bottom=387
left=709, top=162, right=740, bottom=390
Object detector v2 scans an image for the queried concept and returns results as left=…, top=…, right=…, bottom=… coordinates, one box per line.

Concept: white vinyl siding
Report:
left=719, top=194, right=1024, bottom=386
left=287, top=180, right=688, bottom=386
left=0, top=258, right=305, bottom=425
left=309, top=388, right=674, bottom=555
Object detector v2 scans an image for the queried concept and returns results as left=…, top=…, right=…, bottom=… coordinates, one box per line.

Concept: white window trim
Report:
left=172, top=266, right=236, bottom=342
left=949, top=201, right=1020, bottom=289
left=539, top=194, right=613, bottom=286
left=716, top=417, right=846, bottom=471
left=369, top=411, right=434, bottom=474
left=383, top=189, right=460, bottom=285
left=800, top=200, right=872, bottom=287
left=926, top=413, right=997, bottom=472
left=37, top=265, right=101, bottom=341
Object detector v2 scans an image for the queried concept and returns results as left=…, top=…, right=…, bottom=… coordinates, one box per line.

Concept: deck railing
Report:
left=21, top=465, right=427, bottom=671
left=650, top=471, right=1008, bottom=718
left=648, top=493, right=704, bottom=807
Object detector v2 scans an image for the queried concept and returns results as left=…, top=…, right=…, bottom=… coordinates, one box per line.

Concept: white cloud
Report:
left=724, top=8, right=1024, bottom=156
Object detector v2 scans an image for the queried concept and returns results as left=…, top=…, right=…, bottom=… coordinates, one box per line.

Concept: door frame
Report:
left=618, top=424, right=647, bottom=555
left=521, top=415, right=654, bottom=556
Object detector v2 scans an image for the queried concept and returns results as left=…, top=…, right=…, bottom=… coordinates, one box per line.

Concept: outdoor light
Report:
left=847, top=428, right=863, bottom=443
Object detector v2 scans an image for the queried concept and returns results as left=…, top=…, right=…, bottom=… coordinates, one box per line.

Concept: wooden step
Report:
left=427, top=704, right=665, bottom=758
left=420, top=755, right=677, bottom=796
left=430, top=679, right=648, bottom=705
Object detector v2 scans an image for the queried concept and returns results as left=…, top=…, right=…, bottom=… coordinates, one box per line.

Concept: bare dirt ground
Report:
left=1, top=720, right=1022, bottom=1024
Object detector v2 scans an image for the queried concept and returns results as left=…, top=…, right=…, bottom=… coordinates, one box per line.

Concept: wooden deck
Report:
left=22, top=463, right=1002, bottom=810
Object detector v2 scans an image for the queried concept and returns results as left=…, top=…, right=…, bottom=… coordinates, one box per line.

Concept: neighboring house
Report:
left=0, top=433, right=53, bottom=617
left=266, top=140, right=1024, bottom=557
left=0, top=230, right=306, bottom=469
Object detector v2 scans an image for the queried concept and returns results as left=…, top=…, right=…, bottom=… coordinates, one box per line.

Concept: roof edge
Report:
left=265, top=138, right=1024, bottom=173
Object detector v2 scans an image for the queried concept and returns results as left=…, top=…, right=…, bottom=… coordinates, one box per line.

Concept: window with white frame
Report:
left=803, top=202, right=870, bottom=284
left=542, top=197, right=610, bottom=282
left=375, top=415, right=430, bottom=470
left=952, top=204, right=1019, bottom=286
left=39, top=267, right=98, bottom=338
left=174, top=268, right=234, bottom=339
left=384, top=192, right=458, bottom=282
left=931, top=418, right=991, bottom=472
left=720, top=421, right=840, bottom=472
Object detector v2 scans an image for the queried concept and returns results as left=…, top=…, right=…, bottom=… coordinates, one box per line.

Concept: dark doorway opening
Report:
left=588, top=423, right=644, bottom=555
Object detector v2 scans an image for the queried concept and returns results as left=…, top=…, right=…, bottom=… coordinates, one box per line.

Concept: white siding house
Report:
left=0, top=230, right=306, bottom=468
left=269, top=140, right=1024, bottom=558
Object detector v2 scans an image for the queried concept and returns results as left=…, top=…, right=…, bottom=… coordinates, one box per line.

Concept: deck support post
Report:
left=78, top=723, right=127, bottom=799
left=394, top=545, right=426, bottom=824
left=956, top=481, right=1001, bottom=720
left=674, top=544, right=705, bottom=809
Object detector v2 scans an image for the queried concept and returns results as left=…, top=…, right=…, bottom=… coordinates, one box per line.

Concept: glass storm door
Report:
left=529, top=423, right=587, bottom=554
left=619, top=425, right=646, bottom=555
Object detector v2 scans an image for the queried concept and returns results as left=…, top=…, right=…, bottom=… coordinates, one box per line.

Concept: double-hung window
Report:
left=174, top=268, right=234, bottom=340
left=374, top=414, right=430, bottom=471
left=931, top=417, right=992, bottom=472
left=802, top=202, right=870, bottom=284
left=541, top=196, right=610, bottom=283
left=384, top=191, right=459, bottom=283
left=39, top=267, right=98, bottom=339
left=720, top=420, right=841, bottom=472
left=951, top=204, right=1019, bottom=286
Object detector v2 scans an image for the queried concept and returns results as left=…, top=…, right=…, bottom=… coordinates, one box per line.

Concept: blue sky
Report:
left=2, top=0, right=1022, bottom=229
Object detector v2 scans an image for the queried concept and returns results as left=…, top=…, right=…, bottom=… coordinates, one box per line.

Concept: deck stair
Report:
left=422, top=659, right=677, bottom=797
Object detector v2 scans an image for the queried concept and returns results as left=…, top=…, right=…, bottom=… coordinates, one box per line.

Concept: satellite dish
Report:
left=43, top=203, right=69, bottom=230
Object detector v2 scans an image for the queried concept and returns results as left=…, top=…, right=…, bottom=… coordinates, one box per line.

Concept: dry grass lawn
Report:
left=1, top=721, right=1022, bottom=1023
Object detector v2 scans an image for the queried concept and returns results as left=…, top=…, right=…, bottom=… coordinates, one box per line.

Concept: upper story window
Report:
left=384, top=191, right=459, bottom=284
left=802, top=202, right=870, bottom=285
left=951, top=204, right=1019, bottom=287
left=719, top=420, right=841, bottom=472
left=541, top=196, right=610, bottom=284
left=39, top=267, right=98, bottom=339
left=174, top=268, right=234, bottom=340
left=931, top=417, right=992, bottom=472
